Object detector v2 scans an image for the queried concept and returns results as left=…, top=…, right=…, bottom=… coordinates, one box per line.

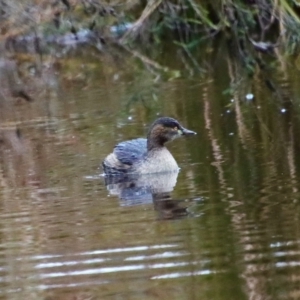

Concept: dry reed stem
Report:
left=120, top=0, right=163, bottom=43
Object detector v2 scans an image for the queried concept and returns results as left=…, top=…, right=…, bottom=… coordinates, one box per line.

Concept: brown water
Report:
left=1, top=43, right=300, bottom=300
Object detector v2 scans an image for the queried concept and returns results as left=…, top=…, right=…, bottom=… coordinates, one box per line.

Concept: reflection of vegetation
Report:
left=125, top=90, right=157, bottom=110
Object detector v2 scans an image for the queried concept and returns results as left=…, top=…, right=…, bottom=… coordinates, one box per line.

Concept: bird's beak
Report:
left=180, top=127, right=197, bottom=136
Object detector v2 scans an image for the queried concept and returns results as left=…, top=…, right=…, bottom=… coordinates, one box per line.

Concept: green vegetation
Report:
left=0, top=0, right=299, bottom=80
left=1, top=0, right=300, bottom=48
left=0, top=0, right=299, bottom=106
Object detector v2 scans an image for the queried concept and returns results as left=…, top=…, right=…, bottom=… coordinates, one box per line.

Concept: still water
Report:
left=1, top=43, right=300, bottom=299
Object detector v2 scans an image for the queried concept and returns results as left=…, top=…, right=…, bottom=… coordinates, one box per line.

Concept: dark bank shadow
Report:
left=105, top=171, right=189, bottom=220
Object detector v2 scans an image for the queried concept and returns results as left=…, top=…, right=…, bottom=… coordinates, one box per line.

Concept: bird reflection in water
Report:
left=105, top=170, right=188, bottom=220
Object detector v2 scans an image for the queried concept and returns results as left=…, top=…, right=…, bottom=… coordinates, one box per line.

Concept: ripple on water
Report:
left=0, top=242, right=220, bottom=297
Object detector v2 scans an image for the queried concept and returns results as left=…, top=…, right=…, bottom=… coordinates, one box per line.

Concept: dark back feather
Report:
left=114, top=138, right=147, bottom=165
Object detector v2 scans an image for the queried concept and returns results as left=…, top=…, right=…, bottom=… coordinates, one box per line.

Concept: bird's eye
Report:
left=173, top=126, right=178, bottom=131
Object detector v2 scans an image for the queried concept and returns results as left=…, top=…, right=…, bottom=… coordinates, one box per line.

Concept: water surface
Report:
left=0, top=43, right=300, bottom=300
